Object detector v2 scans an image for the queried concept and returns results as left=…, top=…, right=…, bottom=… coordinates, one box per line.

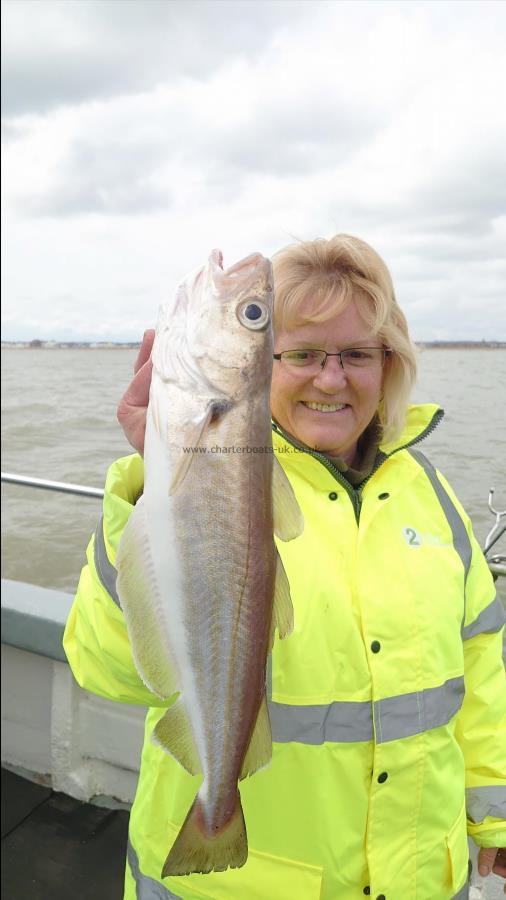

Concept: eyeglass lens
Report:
left=280, top=349, right=387, bottom=369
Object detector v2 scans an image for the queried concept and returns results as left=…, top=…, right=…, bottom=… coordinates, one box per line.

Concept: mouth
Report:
left=301, top=401, right=350, bottom=413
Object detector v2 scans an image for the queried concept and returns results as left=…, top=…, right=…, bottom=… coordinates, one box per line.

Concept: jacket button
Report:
left=377, top=771, right=388, bottom=783
left=376, top=895, right=386, bottom=900
left=363, top=888, right=371, bottom=895
left=371, top=640, right=381, bottom=653
left=328, top=491, right=338, bottom=500
left=378, top=492, right=389, bottom=500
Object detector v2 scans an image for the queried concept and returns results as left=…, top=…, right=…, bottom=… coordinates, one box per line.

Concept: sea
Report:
left=1, top=348, right=505, bottom=606
left=2, top=345, right=505, bottom=900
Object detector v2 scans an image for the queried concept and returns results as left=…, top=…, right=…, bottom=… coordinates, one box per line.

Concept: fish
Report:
left=115, top=249, right=303, bottom=878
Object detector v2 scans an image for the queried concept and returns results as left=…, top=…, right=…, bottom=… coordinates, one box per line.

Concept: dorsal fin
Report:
left=272, top=457, right=304, bottom=541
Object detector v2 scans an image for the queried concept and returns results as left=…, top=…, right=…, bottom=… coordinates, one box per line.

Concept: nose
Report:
left=312, top=354, right=347, bottom=391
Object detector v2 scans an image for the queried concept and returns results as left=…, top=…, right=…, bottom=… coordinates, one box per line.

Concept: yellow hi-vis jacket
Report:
left=63, top=403, right=506, bottom=900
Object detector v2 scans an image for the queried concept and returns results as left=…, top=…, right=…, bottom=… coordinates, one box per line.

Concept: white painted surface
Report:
left=1, top=643, right=52, bottom=773
left=1, top=643, right=144, bottom=804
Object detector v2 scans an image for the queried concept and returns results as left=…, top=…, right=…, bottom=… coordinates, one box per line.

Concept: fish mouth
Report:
left=301, top=401, right=350, bottom=413
left=224, top=252, right=268, bottom=278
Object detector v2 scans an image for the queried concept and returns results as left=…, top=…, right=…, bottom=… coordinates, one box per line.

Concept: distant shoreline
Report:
left=2, top=340, right=506, bottom=350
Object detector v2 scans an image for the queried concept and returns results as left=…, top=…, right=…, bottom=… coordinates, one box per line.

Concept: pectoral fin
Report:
left=116, top=496, right=178, bottom=700
left=168, top=405, right=215, bottom=495
left=272, top=457, right=304, bottom=541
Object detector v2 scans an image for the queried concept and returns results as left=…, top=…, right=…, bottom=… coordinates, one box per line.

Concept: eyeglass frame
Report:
left=273, top=347, right=393, bottom=371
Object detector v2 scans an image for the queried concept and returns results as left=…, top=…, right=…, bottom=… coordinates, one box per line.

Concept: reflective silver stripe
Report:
left=466, top=785, right=506, bottom=823
left=409, top=450, right=472, bottom=582
left=124, top=836, right=472, bottom=900
left=269, top=676, right=464, bottom=745
left=94, top=516, right=120, bottom=607
left=269, top=697, right=373, bottom=744
left=127, top=840, right=182, bottom=899
left=462, top=594, right=506, bottom=640
left=374, top=675, right=465, bottom=744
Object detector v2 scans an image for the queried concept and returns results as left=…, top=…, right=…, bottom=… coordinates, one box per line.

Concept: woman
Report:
left=63, top=235, right=506, bottom=899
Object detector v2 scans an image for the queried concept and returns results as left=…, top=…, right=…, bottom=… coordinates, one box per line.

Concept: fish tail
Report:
left=161, top=793, right=248, bottom=877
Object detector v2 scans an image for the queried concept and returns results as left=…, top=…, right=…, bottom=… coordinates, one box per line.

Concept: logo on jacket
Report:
left=403, top=526, right=422, bottom=546
left=403, top=527, right=446, bottom=547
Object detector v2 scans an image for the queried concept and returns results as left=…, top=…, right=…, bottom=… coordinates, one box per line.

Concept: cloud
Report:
left=2, top=0, right=506, bottom=341
left=4, top=45, right=385, bottom=219
left=1, top=0, right=313, bottom=115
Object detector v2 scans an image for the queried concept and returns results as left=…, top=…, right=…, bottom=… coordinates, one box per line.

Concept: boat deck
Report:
left=2, top=766, right=505, bottom=899
left=1, top=767, right=129, bottom=899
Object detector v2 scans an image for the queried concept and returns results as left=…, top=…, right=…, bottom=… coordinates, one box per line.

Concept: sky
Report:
left=2, top=0, right=506, bottom=342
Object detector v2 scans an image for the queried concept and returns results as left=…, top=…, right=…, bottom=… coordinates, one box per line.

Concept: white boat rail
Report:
left=1, top=472, right=504, bottom=576
left=1, top=472, right=104, bottom=499
left=484, top=488, right=506, bottom=579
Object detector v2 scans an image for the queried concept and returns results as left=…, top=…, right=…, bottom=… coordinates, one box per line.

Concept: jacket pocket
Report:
left=163, top=821, right=323, bottom=900
left=445, top=802, right=469, bottom=894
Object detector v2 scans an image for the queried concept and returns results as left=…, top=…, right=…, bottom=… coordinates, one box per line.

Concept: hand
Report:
left=477, top=846, right=506, bottom=893
left=117, top=329, right=154, bottom=455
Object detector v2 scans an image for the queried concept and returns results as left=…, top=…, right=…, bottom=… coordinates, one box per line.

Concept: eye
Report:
left=283, top=350, right=320, bottom=364
left=237, top=300, right=270, bottom=331
left=245, top=304, right=262, bottom=320
left=293, top=350, right=318, bottom=360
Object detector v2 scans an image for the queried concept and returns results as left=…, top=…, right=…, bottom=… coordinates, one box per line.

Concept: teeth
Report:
left=303, top=402, right=347, bottom=412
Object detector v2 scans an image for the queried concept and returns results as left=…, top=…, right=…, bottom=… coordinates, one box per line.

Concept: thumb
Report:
left=126, top=357, right=153, bottom=408
left=134, top=329, right=155, bottom=375
left=478, top=846, right=498, bottom=876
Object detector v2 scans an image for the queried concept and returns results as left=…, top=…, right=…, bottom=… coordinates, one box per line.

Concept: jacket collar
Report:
left=379, top=403, right=444, bottom=455
left=271, top=403, right=444, bottom=480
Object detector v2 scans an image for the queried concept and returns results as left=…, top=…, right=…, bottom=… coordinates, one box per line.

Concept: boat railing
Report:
left=484, top=488, right=506, bottom=580
left=1, top=472, right=104, bottom=498
left=1, top=472, right=505, bottom=577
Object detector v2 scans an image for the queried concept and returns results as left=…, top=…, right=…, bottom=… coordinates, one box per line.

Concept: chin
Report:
left=304, top=430, right=348, bottom=454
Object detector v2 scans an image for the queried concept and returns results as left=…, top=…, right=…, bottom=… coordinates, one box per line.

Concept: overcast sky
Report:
left=2, top=0, right=506, bottom=342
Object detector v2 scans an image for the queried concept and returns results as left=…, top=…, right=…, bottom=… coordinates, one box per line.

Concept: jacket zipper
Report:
left=272, top=408, right=444, bottom=523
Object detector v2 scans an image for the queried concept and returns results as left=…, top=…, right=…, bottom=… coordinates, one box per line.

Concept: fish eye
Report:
left=237, top=300, right=270, bottom=331
left=245, top=304, right=262, bottom=320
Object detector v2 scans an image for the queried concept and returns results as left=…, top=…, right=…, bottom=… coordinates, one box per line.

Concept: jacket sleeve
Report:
left=439, top=473, right=506, bottom=848
left=63, top=454, right=168, bottom=708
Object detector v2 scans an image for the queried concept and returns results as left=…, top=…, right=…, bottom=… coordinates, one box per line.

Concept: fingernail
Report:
left=478, top=864, right=490, bottom=876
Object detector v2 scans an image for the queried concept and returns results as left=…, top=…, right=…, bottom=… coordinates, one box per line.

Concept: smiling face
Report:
left=270, top=296, right=384, bottom=465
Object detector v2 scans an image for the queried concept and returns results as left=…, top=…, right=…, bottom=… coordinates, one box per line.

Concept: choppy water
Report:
left=1, top=348, right=505, bottom=601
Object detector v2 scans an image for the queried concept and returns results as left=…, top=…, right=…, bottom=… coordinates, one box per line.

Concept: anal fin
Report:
left=116, top=496, right=178, bottom=700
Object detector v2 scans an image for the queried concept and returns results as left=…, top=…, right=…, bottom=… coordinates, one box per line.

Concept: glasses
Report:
left=273, top=347, right=392, bottom=372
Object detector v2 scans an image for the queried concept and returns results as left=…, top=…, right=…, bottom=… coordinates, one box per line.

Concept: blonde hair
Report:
left=271, top=234, right=417, bottom=443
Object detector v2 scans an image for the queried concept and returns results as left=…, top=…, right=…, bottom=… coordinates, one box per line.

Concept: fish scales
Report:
left=116, top=250, right=303, bottom=878
left=173, top=403, right=275, bottom=824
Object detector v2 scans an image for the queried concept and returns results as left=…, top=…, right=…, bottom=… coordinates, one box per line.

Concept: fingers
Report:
left=491, top=848, right=506, bottom=879
left=477, top=846, right=506, bottom=882
left=117, top=331, right=154, bottom=455
left=126, top=356, right=153, bottom=409
left=478, top=846, right=498, bottom=876
left=134, top=329, right=155, bottom=375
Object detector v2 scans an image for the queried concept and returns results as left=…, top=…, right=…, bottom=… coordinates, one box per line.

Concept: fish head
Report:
left=154, top=250, right=274, bottom=402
